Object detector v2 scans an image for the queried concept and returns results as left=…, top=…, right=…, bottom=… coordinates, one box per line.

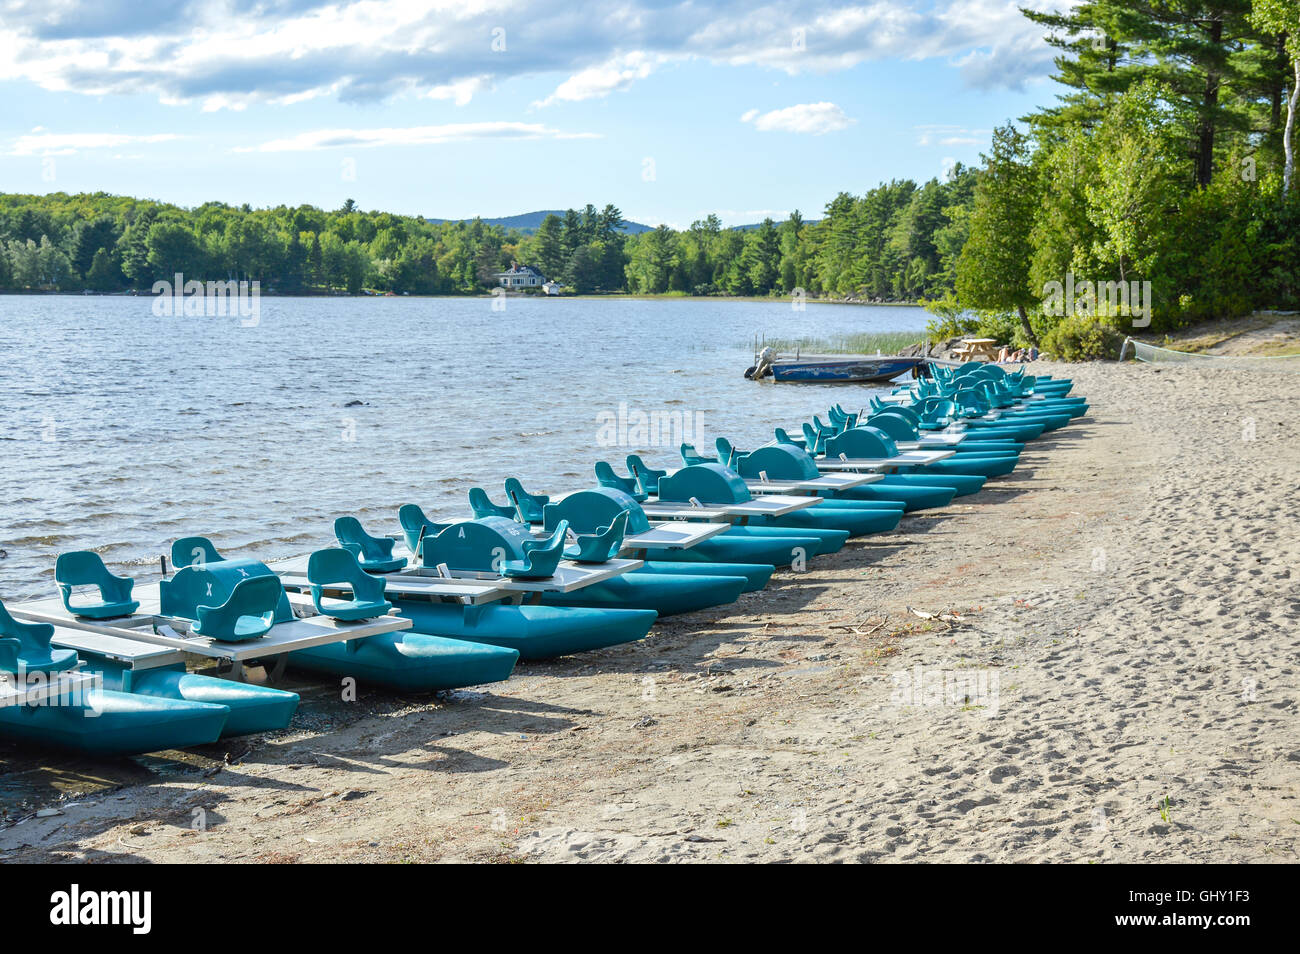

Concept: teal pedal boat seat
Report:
left=564, top=510, right=630, bottom=564
left=55, top=551, right=140, bottom=619
left=191, top=575, right=283, bottom=642
left=679, top=442, right=716, bottom=466
left=161, top=557, right=295, bottom=625
left=0, top=598, right=78, bottom=674
left=626, top=455, right=668, bottom=497
left=504, top=477, right=550, bottom=524
left=592, top=461, right=647, bottom=502
left=307, top=547, right=393, bottom=621
left=714, top=437, right=748, bottom=469
left=398, top=503, right=448, bottom=556
left=334, top=516, right=407, bottom=573
left=171, top=535, right=224, bottom=568
left=501, top=521, right=568, bottom=579
left=468, top=487, right=517, bottom=520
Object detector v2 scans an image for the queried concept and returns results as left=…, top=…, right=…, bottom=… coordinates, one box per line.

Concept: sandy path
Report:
left=3, top=362, right=1297, bottom=863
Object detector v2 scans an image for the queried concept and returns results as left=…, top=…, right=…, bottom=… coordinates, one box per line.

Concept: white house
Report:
left=495, top=263, right=546, bottom=288
left=542, top=280, right=564, bottom=296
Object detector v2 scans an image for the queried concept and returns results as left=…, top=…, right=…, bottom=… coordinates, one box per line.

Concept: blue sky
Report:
left=0, top=0, right=1066, bottom=228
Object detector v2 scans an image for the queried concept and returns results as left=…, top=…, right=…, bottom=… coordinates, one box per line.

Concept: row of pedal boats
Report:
left=0, top=363, right=1087, bottom=756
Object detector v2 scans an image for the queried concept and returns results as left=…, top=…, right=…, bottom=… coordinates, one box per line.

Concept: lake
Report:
left=0, top=295, right=927, bottom=601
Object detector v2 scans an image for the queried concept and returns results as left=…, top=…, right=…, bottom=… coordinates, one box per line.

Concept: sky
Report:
left=0, top=0, right=1068, bottom=228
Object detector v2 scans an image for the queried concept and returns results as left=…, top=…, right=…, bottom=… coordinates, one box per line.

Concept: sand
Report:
left=3, top=360, right=1298, bottom=863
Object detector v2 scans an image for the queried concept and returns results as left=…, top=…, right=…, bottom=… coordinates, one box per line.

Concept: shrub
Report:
left=1040, top=313, right=1125, bottom=361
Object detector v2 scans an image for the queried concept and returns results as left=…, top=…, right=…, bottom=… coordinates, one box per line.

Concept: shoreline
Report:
left=0, top=288, right=924, bottom=307
left=4, top=360, right=1296, bottom=862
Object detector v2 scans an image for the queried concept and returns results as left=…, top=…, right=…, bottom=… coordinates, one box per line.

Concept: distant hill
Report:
left=731, top=219, right=821, bottom=231
left=426, top=210, right=821, bottom=235
left=426, top=210, right=653, bottom=235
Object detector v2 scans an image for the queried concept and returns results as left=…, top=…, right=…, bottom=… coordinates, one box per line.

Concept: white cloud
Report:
left=427, top=76, right=492, bottom=106
left=916, top=124, right=989, bottom=147
left=534, top=52, right=661, bottom=107
left=239, top=122, right=600, bottom=152
left=0, top=1, right=1063, bottom=110
left=9, top=131, right=181, bottom=156
left=741, top=102, right=854, bottom=135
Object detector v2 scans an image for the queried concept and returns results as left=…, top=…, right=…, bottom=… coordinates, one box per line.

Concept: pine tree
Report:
left=955, top=124, right=1041, bottom=344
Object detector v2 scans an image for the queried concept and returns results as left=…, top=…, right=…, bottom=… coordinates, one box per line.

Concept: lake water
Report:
left=0, top=295, right=926, bottom=602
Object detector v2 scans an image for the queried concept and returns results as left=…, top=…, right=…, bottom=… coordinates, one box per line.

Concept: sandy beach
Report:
left=3, top=360, right=1298, bottom=864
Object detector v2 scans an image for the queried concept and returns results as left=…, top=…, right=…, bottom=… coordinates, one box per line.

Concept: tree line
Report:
left=0, top=183, right=977, bottom=304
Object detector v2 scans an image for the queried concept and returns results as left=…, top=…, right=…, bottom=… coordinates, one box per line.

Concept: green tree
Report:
left=1249, top=0, right=1300, bottom=192
left=955, top=124, right=1041, bottom=344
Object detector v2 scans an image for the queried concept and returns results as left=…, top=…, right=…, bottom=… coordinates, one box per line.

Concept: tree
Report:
left=625, top=225, right=677, bottom=293
left=743, top=219, right=781, bottom=294
left=70, top=218, right=120, bottom=278
left=534, top=214, right=565, bottom=279
left=955, top=124, right=1041, bottom=344
left=1023, top=0, right=1260, bottom=187
left=146, top=221, right=204, bottom=280
left=1250, top=0, right=1300, bottom=192
left=85, top=247, right=124, bottom=291
left=1086, top=83, right=1182, bottom=287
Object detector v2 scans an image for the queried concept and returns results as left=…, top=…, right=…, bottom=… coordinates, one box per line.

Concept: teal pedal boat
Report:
left=167, top=537, right=514, bottom=695
left=427, top=509, right=745, bottom=618
left=562, top=482, right=819, bottom=569
left=539, top=571, right=746, bottom=616
left=0, top=686, right=230, bottom=756
left=632, top=559, right=772, bottom=593
left=393, top=601, right=657, bottom=661
left=90, top=660, right=299, bottom=737
left=653, top=461, right=888, bottom=540
left=0, top=598, right=229, bottom=755
left=287, top=629, right=521, bottom=690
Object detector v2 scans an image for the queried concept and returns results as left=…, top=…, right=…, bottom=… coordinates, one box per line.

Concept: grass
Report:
left=1158, top=795, right=1173, bottom=824
left=749, top=331, right=925, bottom=355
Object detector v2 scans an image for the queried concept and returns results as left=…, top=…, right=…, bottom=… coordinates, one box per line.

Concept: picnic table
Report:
left=953, top=338, right=999, bottom=362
